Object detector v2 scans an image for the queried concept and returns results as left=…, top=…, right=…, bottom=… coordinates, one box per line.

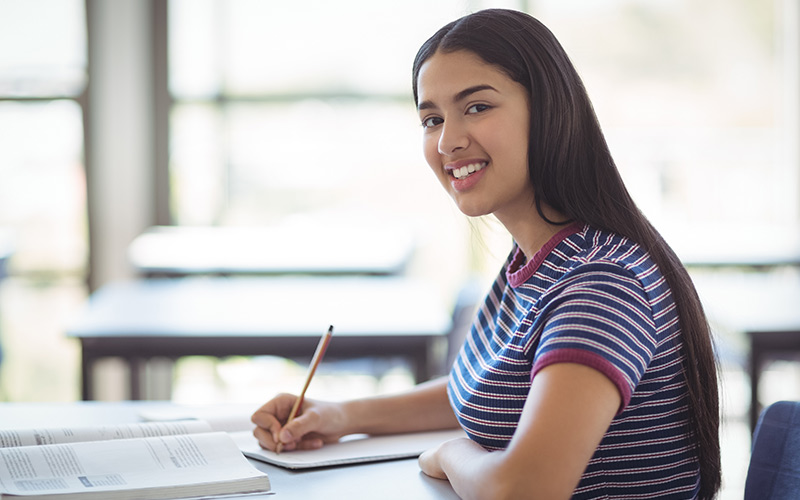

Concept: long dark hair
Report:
left=412, top=9, right=720, bottom=499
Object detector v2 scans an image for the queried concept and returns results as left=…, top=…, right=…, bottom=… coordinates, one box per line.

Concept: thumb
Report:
left=279, top=409, right=321, bottom=445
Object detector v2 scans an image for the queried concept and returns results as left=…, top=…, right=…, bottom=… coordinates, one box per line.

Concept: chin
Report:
left=454, top=202, right=490, bottom=218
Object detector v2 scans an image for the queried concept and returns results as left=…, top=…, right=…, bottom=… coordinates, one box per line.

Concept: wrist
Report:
left=339, top=398, right=370, bottom=435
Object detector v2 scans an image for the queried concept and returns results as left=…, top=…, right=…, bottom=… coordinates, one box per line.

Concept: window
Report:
left=0, top=0, right=88, bottom=401
left=0, top=0, right=88, bottom=276
left=167, top=0, right=531, bottom=287
left=167, top=0, right=796, bottom=275
left=535, top=0, right=797, bottom=260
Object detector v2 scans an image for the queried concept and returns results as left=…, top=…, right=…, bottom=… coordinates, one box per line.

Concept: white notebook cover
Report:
left=232, top=428, right=467, bottom=470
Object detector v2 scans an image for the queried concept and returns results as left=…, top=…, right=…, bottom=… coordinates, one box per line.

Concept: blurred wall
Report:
left=86, top=0, right=156, bottom=289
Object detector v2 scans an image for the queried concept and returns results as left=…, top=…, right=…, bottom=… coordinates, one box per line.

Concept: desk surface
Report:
left=691, top=270, right=800, bottom=432
left=667, top=224, right=800, bottom=268
left=0, top=402, right=459, bottom=500
left=66, top=276, right=454, bottom=398
left=67, top=276, right=452, bottom=338
left=129, top=225, right=416, bottom=276
left=691, top=270, right=800, bottom=335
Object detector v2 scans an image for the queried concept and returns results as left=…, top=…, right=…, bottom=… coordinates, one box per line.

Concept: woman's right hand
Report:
left=250, top=393, right=350, bottom=452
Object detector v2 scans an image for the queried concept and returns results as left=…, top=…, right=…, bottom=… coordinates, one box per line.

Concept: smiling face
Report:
left=416, top=49, right=535, bottom=222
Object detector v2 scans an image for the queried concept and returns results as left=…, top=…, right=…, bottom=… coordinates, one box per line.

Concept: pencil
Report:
left=276, top=325, right=334, bottom=454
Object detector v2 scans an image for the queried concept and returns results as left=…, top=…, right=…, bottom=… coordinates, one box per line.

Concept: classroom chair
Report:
left=444, top=278, right=484, bottom=372
left=744, top=400, right=800, bottom=499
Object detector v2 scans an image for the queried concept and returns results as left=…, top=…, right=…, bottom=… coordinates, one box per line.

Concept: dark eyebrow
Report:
left=454, top=84, right=497, bottom=102
left=417, top=84, right=498, bottom=111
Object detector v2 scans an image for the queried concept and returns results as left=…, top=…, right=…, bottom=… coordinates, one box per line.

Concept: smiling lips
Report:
left=449, top=162, right=487, bottom=180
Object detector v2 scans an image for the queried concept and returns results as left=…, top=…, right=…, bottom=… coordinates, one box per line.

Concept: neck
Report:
left=496, top=203, right=569, bottom=260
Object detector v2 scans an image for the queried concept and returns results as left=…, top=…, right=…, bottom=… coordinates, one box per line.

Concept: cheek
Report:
left=422, top=134, right=442, bottom=173
left=492, top=125, right=530, bottom=176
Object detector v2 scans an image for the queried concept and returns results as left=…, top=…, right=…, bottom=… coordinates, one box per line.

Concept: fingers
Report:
left=277, top=405, right=324, bottom=450
left=251, top=419, right=324, bottom=452
left=251, top=394, right=347, bottom=452
left=251, top=393, right=300, bottom=450
left=252, top=424, right=280, bottom=451
left=251, top=393, right=330, bottom=452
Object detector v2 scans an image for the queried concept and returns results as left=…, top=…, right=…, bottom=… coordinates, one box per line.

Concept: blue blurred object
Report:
left=745, top=400, right=800, bottom=499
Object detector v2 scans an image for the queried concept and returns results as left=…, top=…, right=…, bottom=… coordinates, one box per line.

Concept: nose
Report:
left=437, top=119, right=469, bottom=155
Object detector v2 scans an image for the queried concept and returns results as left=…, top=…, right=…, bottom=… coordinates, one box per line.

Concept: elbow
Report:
left=475, top=482, right=523, bottom=500
left=474, top=479, right=572, bottom=500
left=463, top=456, right=573, bottom=500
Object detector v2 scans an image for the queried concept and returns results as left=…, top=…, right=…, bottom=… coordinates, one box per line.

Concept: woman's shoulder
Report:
left=502, top=224, right=663, bottom=296
left=540, top=226, right=669, bottom=304
left=568, top=226, right=657, bottom=276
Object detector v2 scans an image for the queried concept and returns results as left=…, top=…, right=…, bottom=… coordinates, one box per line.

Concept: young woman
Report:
left=252, top=9, right=721, bottom=499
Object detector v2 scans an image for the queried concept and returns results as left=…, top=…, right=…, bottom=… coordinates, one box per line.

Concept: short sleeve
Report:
left=530, top=261, right=658, bottom=412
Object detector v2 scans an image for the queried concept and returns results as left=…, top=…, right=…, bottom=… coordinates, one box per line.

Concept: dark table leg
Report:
left=81, top=343, right=95, bottom=401
left=416, top=338, right=448, bottom=382
left=749, top=340, right=761, bottom=434
left=81, top=357, right=92, bottom=401
left=129, top=357, right=145, bottom=400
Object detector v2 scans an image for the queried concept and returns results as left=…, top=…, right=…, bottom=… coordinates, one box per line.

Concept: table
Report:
left=66, top=276, right=453, bottom=400
left=667, top=224, right=800, bottom=268
left=128, top=224, right=416, bottom=277
left=0, top=401, right=460, bottom=500
left=691, top=270, right=800, bottom=432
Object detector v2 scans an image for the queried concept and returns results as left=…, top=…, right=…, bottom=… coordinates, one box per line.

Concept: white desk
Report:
left=0, top=402, right=460, bottom=500
left=129, top=225, right=416, bottom=277
left=668, top=225, right=800, bottom=268
left=66, top=276, right=453, bottom=400
left=691, top=270, right=800, bottom=432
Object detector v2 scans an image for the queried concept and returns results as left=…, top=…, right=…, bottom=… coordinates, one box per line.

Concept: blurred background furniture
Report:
left=672, top=227, right=800, bottom=270
left=691, top=271, right=800, bottom=433
left=67, top=276, right=452, bottom=400
left=128, top=224, right=415, bottom=278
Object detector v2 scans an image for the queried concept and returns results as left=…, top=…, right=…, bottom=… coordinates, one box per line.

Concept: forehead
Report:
left=416, top=50, right=516, bottom=102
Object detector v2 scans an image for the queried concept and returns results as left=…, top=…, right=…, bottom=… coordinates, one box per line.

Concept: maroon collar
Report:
left=506, top=223, right=583, bottom=288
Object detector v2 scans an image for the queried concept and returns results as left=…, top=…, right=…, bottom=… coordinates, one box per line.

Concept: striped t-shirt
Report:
left=447, top=224, right=700, bottom=499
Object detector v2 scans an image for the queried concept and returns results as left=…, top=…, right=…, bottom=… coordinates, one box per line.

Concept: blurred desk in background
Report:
left=67, top=276, right=452, bottom=400
left=129, top=225, right=415, bottom=277
left=670, top=225, right=800, bottom=268
left=691, top=270, right=800, bottom=433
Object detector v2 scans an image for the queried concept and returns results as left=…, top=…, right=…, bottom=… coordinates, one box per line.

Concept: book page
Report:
left=138, top=406, right=256, bottom=433
left=0, top=421, right=213, bottom=449
left=0, top=432, right=270, bottom=498
left=233, top=428, right=467, bottom=470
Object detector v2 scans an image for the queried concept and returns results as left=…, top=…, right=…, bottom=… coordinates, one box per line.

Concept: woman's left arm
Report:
left=419, top=362, right=621, bottom=500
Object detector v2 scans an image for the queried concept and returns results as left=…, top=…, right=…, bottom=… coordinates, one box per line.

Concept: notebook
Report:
left=232, top=428, right=467, bottom=470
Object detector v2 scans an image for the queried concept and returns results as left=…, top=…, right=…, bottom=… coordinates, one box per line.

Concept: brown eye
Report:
left=466, top=103, right=491, bottom=114
left=422, top=116, right=443, bottom=128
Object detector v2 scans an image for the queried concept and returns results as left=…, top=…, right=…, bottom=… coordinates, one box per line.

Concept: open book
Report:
left=0, top=421, right=270, bottom=499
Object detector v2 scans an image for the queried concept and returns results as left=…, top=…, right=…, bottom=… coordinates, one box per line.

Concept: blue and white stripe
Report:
left=447, top=225, right=700, bottom=499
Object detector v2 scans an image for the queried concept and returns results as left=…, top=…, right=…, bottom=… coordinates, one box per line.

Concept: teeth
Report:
left=452, top=162, right=485, bottom=180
